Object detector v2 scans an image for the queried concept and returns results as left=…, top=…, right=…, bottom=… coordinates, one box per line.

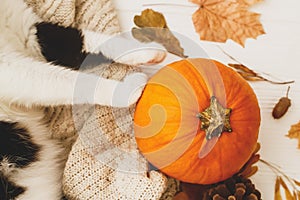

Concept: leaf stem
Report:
left=286, top=86, right=291, bottom=98
left=217, top=46, right=242, bottom=64
left=217, top=46, right=295, bottom=85
left=257, top=76, right=295, bottom=85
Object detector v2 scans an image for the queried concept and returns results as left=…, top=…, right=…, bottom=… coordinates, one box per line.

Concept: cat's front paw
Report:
left=110, top=73, right=148, bottom=107
left=93, top=73, right=147, bottom=107
left=116, top=49, right=166, bottom=66
left=94, top=73, right=148, bottom=107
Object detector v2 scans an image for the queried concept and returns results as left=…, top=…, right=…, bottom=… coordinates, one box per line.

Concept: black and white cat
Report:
left=0, top=0, right=166, bottom=199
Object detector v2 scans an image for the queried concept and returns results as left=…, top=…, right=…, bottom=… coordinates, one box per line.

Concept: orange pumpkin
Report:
left=134, top=58, right=260, bottom=184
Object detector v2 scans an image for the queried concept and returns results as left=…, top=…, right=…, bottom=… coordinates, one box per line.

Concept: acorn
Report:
left=272, top=86, right=291, bottom=119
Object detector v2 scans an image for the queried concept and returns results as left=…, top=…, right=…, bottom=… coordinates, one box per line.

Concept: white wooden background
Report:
left=114, top=1, right=300, bottom=199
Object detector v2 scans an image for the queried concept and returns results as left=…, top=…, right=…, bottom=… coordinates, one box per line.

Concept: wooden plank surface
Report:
left=114, top=1, right=300, bottom=199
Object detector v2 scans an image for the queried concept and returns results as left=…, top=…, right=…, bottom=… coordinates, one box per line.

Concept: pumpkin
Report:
left=134, top=58, right=260, bottom=184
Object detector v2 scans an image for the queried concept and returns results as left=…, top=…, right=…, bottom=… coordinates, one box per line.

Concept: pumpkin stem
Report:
left=196, top=96, right=232, bottom=140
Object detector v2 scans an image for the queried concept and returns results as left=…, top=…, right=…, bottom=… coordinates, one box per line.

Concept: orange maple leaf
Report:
left=286, top=121, right=300, bottom=149
left=190, top=0, right=265, bottom=46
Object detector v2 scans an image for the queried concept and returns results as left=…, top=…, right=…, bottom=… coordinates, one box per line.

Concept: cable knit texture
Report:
left=23, top=0, right=179, bottom=199
left=25, top=0, right=75, bottom=27
left=61, top=63, right=168, bottom=200
left=25, top=0, right=120, bottom=34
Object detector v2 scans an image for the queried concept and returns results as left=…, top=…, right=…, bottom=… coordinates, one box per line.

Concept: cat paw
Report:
left=93, top=73, right=147, bottom=107
left=116, top=49, right=166, bottom=66
left=110, top=72, right=148, bottom=107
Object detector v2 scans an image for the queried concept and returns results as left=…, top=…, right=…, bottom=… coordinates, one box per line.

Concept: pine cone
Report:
left=203, top=175, right=262, bottom=200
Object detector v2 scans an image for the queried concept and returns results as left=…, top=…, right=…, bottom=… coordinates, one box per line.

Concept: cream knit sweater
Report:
left=25, top=0, right=120, bottom=34
left=24, top=0, right=180, bottom=199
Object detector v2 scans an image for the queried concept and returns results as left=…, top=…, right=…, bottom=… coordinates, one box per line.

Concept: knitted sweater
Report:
left=24, top=0, right=180, bottom=199
left=25, top=0, right=120, bottom=34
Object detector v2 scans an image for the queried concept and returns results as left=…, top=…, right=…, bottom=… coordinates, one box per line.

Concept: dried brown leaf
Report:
left=238, top=0, right=264, bottom=7
left=293, top=179, right=300, bottom=187
left=131, top=28, right=154, bottom=43
left=132, top=9, right=186, bottom=58
left=275, top=177, right=283, bottom=200
left=253, top=142, right=261, bottom=154
left=286, top=121, right=300, bottom=149
left=190, top=0, right=265, bottom=46
left=241, top=166, right=258, bottom=178
left=248, top=154, right=260, bottom=167
left=228, top=63, right=295, bottom=84
left=279, top=177, right=294, bottom=200
left=237, top=71, right=263, bottom=81
left=172, top=192, right=189, bottom=200
left=134, top=9, right=167, bottom=28
left=228, top=64, right=257, bottom=76
left=293, top=191, right=298, bottom=200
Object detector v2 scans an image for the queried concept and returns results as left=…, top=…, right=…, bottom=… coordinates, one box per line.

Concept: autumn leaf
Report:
left=190, top=0, right=265, bottom=46
left=279, top=177, right=294, bottom=200
left=275, top=177, right=283, bottom=200
left=134, top=9, right=167, bottom=28
left=238, top=0, right=264, bottom=7
left=260, top=159, right=300, bottom=200
left=172, top=192, right=189, bottom=200
left=218, top=47, right=295, bottom=84
left=286, top=121, right=300, bottom=149
left=132, top=9, right=186, bottom=58
left=294, top=179, right=300, bottom=187
left=227, top=63, right=295, bottom=85
left=228, top=63, right=261, bottom=81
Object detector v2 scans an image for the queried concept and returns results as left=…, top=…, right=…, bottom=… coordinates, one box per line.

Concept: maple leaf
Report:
left=238, top=0, right=264, bottom=7
left=286, top=121, right=300, bottom=149
left=190, top=0, right=265, bottom=46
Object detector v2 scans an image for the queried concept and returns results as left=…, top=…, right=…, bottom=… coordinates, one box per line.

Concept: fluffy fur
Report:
left=0, top=105, right=64, bottom=200
left=0, top=0, right=166, bottom=199
left=0, top=0, right=165, bottom=108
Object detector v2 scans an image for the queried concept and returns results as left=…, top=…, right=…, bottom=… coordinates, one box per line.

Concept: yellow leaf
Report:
left=238, top=0, right=264, bottom=7
left=132, top=9, right=186, bottom=58
left=190, top=0, right=265, bottom=46
left=294, top=179, right=300, bottom=187
left=241, top=166, right=258, bottom=178
left=134, top=9, right=167, bottom=28
left=253, top=142, right=261, bottom=154
left=275, top=177, right=283, bottom=200
left=293, top=191, right=300, bottom=200
left=278, top=177, right=294, bottom=200
left=286, top=121, right=300, bottom=149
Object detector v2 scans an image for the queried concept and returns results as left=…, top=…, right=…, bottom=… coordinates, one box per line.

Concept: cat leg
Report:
left=0, top=0, right=43, bottom=59
left=82, top=30, right=167, bottom=66
left=0, top=114, right=64, bottom=200
left=0, top=52, right=147, bottom=108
